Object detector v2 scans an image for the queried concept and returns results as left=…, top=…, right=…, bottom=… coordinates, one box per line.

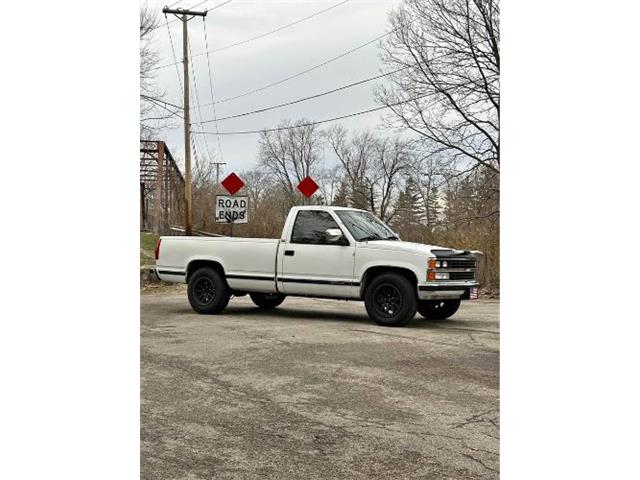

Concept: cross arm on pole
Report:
left=162, top=7, right=208, bottom=18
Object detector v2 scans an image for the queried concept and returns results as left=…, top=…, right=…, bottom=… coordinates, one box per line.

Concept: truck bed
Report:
left=156, top=236, right=280, bottom=293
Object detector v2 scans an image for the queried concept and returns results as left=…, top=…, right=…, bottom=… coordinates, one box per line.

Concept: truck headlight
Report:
left=435, top=272, right=449, bottom=280
left=428, top=259, right=448, bottom=269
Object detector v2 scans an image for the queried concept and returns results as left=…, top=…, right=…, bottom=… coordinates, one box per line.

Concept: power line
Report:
left=164, top=15, right=184, bottom=93
left=207, top=0, right=234, bottom=10
left=165, top=10, right=211, bottom=162
left=198, top=66, right=409, bottom=124
left=191, top=136, right=202, bottom=168
left=202, top=18, right=224, bottom=163
left=196, top=29, right=394, bottom=107
left=191, top=94, right=429, bottom=136
left=189, top=0, right=234, bottom=13
left=155, top=66, right=408, bottom=124
left=142, top=95, right=183, bottom=111
left=142, top=95, right=184, bottom=119
left=193, top=105, right=388, bottom=136
left=154, top=0, right=350, bottom=71
left=156, top=22, right=407, bottom=132
left=188, top=40, right=214, bottom=164
left=205, top=0, right=349, bottom=55
left=191, top=0, right=233, bottom=11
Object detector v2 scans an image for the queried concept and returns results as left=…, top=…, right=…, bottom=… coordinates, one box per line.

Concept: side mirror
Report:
left=325, top=228, right=343, bottom=243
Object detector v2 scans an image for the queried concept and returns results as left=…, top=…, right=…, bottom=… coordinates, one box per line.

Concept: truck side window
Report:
left=291, top=210, right=347, bottom=245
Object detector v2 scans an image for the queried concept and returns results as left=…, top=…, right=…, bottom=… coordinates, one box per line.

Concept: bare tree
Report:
left=326, top=127, right=408, bottom=221
left=325, top=126, right=377, bottom=210
left=191, top=155, right=216, bottom=230
left=258, top=120, right=324, bottom=205
left=371, top=137, right=410, bottom=221
left=378, top=0, right=499, bottom=176
left=438, top=165, right=499, bottom=287
left=376, top=0, right=500, bottom=286
left=192, top=154, right=215, bottom=188
left=241, top=168, right=273, bottom=207
left=318, top=164, right=343, bottom=205
left=140, top=3, right=176, bottom=139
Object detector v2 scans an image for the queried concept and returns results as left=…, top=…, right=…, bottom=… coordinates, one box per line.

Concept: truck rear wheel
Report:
left=249, top=292, right=286, bottom=309
left=187, top=267, right=230, bottom=314
left=364, top=273, right=417, bottom=327
left=418, top=299, right=461, bottom=320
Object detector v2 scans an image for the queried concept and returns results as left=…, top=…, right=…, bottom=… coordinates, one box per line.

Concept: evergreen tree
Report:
left=332, top=178, right=350, bottom=207
left=391, top=177, right=425, bottom=241
left=350, top=180, right=370, bottom=210
left=425, top=184, right=440, bottom=232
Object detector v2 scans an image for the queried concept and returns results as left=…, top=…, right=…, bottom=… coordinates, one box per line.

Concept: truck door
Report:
left=279, top=210, right=357, bottom=298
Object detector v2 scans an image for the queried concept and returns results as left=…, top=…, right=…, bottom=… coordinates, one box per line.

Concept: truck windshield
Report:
left=335, top=210, right=398, bottom=242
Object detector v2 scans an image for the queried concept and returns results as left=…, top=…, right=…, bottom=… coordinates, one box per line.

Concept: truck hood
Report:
left=358, top=240, right=474, bottom=257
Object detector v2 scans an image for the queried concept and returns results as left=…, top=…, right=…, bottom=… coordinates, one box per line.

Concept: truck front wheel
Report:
left=187, top=267, right=231, bottom=314
left=364, top=273, right=417, bottom=327
left=249, top=292, right=286, bottom=309
left=418, top=299, right=461, bottom=320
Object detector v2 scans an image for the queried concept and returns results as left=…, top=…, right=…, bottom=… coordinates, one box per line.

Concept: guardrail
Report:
left=169, top=226, right=225, bottom=237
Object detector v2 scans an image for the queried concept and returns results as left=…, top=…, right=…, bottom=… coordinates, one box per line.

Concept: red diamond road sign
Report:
left=297, top=176, right=319, bottom=198
left=221, top=172, right=245, bottom=195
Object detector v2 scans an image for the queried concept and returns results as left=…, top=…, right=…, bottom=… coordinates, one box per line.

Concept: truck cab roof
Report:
left=291, top=205, right=366, bottom=212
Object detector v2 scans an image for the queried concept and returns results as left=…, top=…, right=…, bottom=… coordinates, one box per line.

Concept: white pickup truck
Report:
left=155, top=206, right=480, bottom=327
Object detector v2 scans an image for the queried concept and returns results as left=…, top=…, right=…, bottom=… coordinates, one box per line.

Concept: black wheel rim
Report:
left=373, top=283, right=403, bottom=318
left=194, top=277, right=216, bottom=305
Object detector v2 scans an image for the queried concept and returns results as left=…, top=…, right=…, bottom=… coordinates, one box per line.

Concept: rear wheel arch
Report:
left=360, top=266, right=418, bottom=298
left=186, top=259, right=226, bottom=284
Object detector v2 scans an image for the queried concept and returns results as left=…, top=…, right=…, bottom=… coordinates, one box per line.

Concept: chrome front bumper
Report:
left=417, top=282, right=480, bottom=300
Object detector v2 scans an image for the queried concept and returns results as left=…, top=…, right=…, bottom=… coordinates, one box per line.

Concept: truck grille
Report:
left=446, top=258, right=476, bottom=269
left=449, top=271, right=475, bottom=280
left=436, top=255, right=476, bottom=282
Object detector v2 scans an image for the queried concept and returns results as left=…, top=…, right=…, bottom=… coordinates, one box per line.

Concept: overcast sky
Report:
left=147, top=0, right=403, bottom=176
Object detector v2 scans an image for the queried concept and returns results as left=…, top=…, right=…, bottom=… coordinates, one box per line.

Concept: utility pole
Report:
left=162, top=7, right=207, bottom=236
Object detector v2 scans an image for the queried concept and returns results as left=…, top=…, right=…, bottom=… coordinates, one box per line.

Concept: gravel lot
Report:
left=141, top=290, right=499, bottom=479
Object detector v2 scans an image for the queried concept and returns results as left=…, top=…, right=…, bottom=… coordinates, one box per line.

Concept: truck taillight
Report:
left=154, top=239, right=161, bottom=260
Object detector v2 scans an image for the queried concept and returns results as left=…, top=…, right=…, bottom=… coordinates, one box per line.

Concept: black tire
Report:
left=418, top=299, right=461, bottom=320
left=364, top=273, right=417, bottom=327
left=187, top=267, right=230, bottom=314
left=249, top=292, right=286, bottom=309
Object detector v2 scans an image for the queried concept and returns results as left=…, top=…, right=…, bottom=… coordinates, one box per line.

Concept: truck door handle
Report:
left=284, top=250, right=295, bottom=256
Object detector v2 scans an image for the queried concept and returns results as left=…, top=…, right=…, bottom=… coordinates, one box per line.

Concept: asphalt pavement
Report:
left=141, top=289, right=499, bottom=479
